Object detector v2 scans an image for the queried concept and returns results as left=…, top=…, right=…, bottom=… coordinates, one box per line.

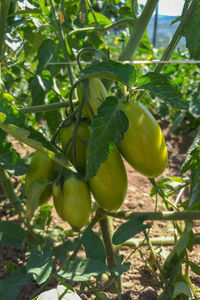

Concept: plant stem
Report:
left=49, top=0, right=74, bottom=86
left=0, top=168, right=25, bottom=219
left=119, top=0, right=159, bottom=60
left=100, top=209, right=200, bottom=221
left=99, top=216, right=122, bottom=293
left=19, top=100, right=79, bottom=114
left=0, top=0, right=10, bottom=57
left=155, top=0, right=200, bottom=73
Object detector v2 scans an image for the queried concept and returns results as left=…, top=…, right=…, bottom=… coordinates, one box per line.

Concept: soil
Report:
left=0, top=122, right=199, bottom=300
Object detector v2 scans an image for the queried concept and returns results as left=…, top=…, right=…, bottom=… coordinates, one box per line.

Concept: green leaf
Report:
left=184, top=6, right=200, bottom=60
left=112, top=217, right=150, bottom=245
left=52, top=238, right=81, bottom=262
left=58, top=258, right=109, bottom=281
left=0, top=93, right=25, bottom=126
left=189, top=98, right=200, bottom=118
left=37, top=39, right=58, bottom=76
left=111, top=262, right=131, bottom=276
left=26, top=181, right=52, bottom=220
left=0, top=140, right=28, bottom=175
left=79, top=61, right=137, bottom=86
left=34, top=204, right=53, bottom=230
left=87, top=12, right=112, bottom=26
left=173, top=281, right=192, bottom=299
left=86, top=96, right=129, bottom=180
left=189, top=261, right=200, bottom=276
left=82, top=227, right=106, bottom=263
left=5, top=32, right=24, bottom=55
left=26, top=245, right=53, bottom=284
left=164, top=221, right=193, bottom=269
left=137, top=72, right=187, bottom=109
left=30, top=71, right=53, bottom=106
left=0, top=266, right=32, bottom=300
left=0, top=221, right=27, bottom=248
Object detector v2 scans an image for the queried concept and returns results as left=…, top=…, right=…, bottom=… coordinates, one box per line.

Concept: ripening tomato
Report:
left=59, top=121, right=90, bottom=173
left=53, top=176, right=91, bottom=229
left=77, top=78, right=107, bottom=119
left=119, top=100, right=168, bottom=178
left=89, top=147, right=128, bottom=211
left=25, top=151, right=56, bottom=205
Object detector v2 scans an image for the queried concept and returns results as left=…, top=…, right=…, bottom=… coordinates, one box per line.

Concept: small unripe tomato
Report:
left=77, top=78, right=107, bottom=119
left=89, top=147, right=128, bottom=211
left=25, top=151, right=56, bottom=205
left=119, top=100, right=168, bottom=178
left=53, top=176, right=91, bottom=230
left=59, top=121, right=90, bottom=173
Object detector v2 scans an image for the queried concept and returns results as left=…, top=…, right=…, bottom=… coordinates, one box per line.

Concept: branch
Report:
left=0, top=0, right=10, bottom=56
left=119, top=0, right=159, bottom=60
left=155, top=0, right=200, bottom=72
left=99, top=209, right=200, bottom=221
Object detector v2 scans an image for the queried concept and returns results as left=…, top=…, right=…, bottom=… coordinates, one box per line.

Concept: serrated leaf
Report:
left=79, top=61, right=136, bottom=86
left=137, top=72, right=187, bottom=109
left=0, top=140, right=28, bottom=175
left=30, top=71, right=53, bottom=106
left=87, top=12, right=112, bottom=26
left=86, top=96, right=128, bottom=179
left=0, top=221, right=27, bottom=248
left=0, top=93, right=25, bottom=126
left=112, top=217, right=150, bottom=245
left=34, top=204, right=53, bottom=229
left=37, top=39, right=58, bottom=76
left=26, top=245, right=53, bottom=284
left=173, top=281, right=192, bottom=298
left=26, top=181, right=52, bottom=220
left=189, top=261, right=200, bottom=275
left=0, top=266, right=32, bottom=300
left=164, top=221, right=193, bottom=268
left=0, top=122, right=71, bottom=172
left=184, top=6, right=200, bottom=60
left=82, top=227, right=106, bottom=263
left=52, top=238, right=81, bottom=262
left=189, top=98, right=200, bottom=118
left=58, top=258, right=109, bottom=281
left=111, top=262, right=131, bottom=276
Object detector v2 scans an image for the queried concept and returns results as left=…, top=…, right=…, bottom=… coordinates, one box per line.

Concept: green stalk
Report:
left=0, top=168, right=25, bottom=219
left=119, top=0, right=159, bottom=60
left=19, top=100, right=79, bottom=114
left=0, top=0, right=10, bottom=57
left=99, top=216, right=122, bottom=293
left=49, top=0, right=74, bottom=86
left=155, top=0, right=200, bottom=72
left=100, top=209, right=200, bottom=221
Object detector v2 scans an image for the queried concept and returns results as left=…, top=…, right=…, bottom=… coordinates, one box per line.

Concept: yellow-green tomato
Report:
left=59, top=121, right=90, bottom=173
left=89, top=148, right=128, bottom=211
left=119, top=100, right=168, bottom=178
left=77, top=78, right=107, bottom=119
left=53, top=176, right=91, bottom=230
left=25, top=151, right=55, bottom=205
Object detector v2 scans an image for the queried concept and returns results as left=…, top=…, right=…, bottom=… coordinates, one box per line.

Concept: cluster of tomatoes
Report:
left=25, top=78, right=168, bottom=230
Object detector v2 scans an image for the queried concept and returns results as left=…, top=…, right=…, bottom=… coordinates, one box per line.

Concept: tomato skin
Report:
left=77, top=78, right=107, bottom=119
left=25, top=151, right=55, bottom=205
left=89, top=147, right=128, bottom=211
left=119, top=101, right=168, bottom=178
left=59, top=121, right=90, bottom=173
left=53, top=176, right=91, bottom=229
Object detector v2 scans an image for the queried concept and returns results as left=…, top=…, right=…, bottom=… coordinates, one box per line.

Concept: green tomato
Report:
left=89, top=147, right=128, bottom=211
left=59, top=121, right=90, bottom=173
left=119, top=100, right=168, bottom=178
left=53, top=176, right=91, bottom=230
left=77, top=78, right=107, bottom=119
left=25, top=151, right=56, bottom=205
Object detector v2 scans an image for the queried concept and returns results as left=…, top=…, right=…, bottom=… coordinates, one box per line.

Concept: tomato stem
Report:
left=99, top=215, right=122, bottom=294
